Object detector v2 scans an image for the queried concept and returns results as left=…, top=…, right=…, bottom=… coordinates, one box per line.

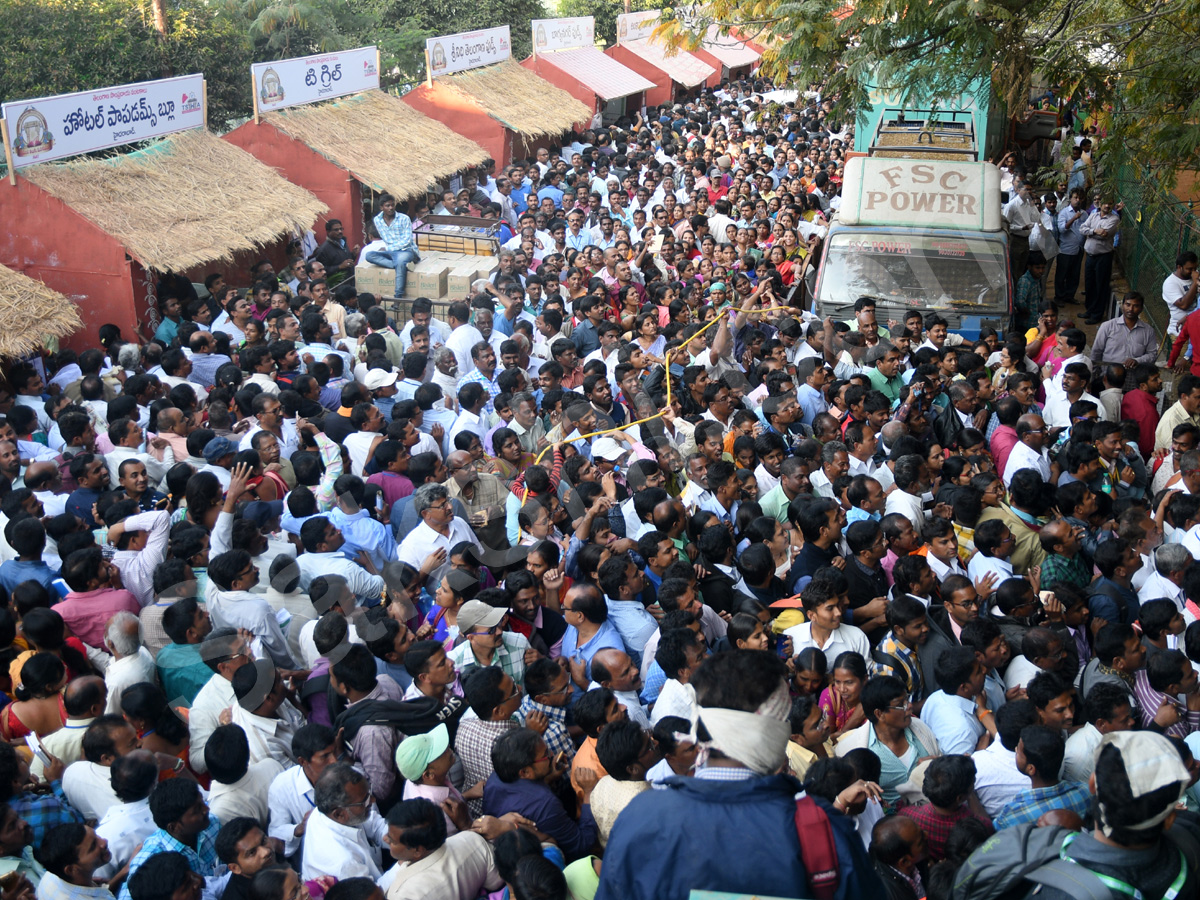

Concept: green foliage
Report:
left=555, top=0, right=668, bottom=47
left=361, top=0, right=544, bottom=76
left=221, top=0, right=370, bottom=58
left=0, top=0, right=253, bottom=125
left=658, top=0, right=1200, bottom=187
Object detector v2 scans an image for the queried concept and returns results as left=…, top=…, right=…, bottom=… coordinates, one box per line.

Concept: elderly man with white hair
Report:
left=1137, top=543, right=1191, bottom=613
left=103, top=611, right=157, bottom=714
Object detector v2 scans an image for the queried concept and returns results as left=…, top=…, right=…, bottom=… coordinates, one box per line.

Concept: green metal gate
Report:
left=1113, top=164, right=1200, bottom=338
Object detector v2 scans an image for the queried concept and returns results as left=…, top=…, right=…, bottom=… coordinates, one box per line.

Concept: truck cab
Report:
left=812, top=156, right=1010, bottom=340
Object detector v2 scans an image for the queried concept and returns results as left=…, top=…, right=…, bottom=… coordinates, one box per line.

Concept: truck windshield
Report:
left=815, top=232, right=1008, bottom=320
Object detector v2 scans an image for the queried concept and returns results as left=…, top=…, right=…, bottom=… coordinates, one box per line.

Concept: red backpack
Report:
left=794, top=793, right=840, bottom=900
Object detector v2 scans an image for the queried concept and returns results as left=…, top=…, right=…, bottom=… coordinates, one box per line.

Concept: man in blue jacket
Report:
left=596, top=651, right=884, bottom=900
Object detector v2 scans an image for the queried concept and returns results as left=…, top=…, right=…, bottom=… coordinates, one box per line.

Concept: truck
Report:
left=810, top=155, right=1010, bottom=340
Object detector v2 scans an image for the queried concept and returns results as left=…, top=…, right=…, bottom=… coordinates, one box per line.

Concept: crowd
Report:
left=0, top=76, right=1196, bottom=900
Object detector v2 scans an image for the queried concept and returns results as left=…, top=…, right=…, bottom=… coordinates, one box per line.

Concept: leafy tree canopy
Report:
left=655, top=0, right=1200, bottom=188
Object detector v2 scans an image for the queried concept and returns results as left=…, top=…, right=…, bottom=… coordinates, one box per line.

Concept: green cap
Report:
left=394, top=723, right=450, bottom=781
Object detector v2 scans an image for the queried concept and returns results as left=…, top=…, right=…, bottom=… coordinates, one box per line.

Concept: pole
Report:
left=376, top=47, right=382, bottom=86
left=425, top=49, right=433, bottom=87
left=0, top=119, right=16, bottom=187
left=202, top=79, right=208, bottom=130
left=252, top=70, right=260, bottom=125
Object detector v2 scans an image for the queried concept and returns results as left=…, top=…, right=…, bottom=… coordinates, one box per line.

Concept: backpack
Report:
left=334, top=694, right=467, bottom=744
left=950, top=823, right=1199, bottom=900
left=794, top=793, right=840, bottom=900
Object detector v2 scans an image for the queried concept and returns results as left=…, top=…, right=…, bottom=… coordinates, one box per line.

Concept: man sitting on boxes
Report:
left=366, top=193, right=421, bottom=299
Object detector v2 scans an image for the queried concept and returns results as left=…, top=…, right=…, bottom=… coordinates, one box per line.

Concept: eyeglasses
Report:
left=428, top=501, right=452, bottom=512
left=952, top=597, right=982, bottom=608
left=468, top=625, right=502, bottom=636
left=341, top=794, right=375, bottom=811
left=887, top=701, right=914, bottom=712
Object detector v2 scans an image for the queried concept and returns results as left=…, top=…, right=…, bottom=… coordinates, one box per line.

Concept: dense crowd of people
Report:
left=0, top=76, right=1197, bottom=900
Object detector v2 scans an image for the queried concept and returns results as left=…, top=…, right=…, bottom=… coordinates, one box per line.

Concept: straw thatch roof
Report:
left=438, top=59, right=590, bottom=138
left=264, top=91, right=489, bottom=201
left=21, top=130, right=328, bottom=273
left=0, top=265, right=82, bottom=358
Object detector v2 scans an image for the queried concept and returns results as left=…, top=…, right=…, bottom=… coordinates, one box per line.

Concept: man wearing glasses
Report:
left=398, top=484, right=483, bottom=594
left=301, top=763, right=387, bottom=881
left=1002, top=414, right=1055, bottom=488
left=446, top=600, right=530, bottom=689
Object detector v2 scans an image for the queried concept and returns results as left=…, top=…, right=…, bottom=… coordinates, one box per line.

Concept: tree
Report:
left=655, top=0, right=1200, bottom=188
left=556, top=0, right=668, bottom=47
left=220, top=0, right=370, bottom=58
left=0, top=0, right=254, bottom=126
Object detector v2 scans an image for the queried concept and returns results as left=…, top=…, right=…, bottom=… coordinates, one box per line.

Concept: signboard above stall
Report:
left=252, top=46, right=380, bottom=114
left=2, top=74, right=205, bottom=168
left=426, top=26, right=512, bottom=77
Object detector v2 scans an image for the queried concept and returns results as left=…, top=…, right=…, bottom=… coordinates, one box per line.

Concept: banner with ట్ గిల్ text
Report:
left=252, top=46, right=379, bottom=114
left=2, top=73, right=205, bottom=168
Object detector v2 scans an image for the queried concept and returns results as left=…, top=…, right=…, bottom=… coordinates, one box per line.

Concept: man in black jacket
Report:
left=870, top=815, right=929, bottom=900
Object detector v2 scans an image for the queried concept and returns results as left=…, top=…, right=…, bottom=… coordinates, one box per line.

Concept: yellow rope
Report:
left=518, top=304, right=798, bottom=506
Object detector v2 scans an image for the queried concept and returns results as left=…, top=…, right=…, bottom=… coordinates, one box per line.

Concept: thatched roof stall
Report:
left=22, top=130, right=328, bottom=272
left=404, top=59, right=589, bottom=168
left=263, top=91, right=489, bottom=201
left=226, top=89, right=490, bottom=253
left=0, top=129, right=327, bottom=349
left=0, top=265, right=83, bottom=357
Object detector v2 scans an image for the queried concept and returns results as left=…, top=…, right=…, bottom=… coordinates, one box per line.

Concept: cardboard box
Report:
left=415, top=257, right=450, bottom=298
left=446, top=258, right=482, bottom=297
left=355, top=261, right=420, bottom=299
left=354, top=263, right=395, bottom=297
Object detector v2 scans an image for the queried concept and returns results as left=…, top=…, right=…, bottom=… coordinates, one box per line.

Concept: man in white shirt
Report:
left=63, top=716, right=139, bottom=821
left=207, top=549, right=296, bottom=668
left=970, top=702, right=1035, bottom=818
left=649, top=629, right=704, bottom=727
left=102, top=613, right=157, bottom=715
left=204, top=723, right=284, bottom=826
left=1003, top=414, right=1053, bottom=488
left=883, top=455, right=928, bottom=523
left=397, top=484, right=483, bottom=594
left=1004, top=183, right=1040, bottom=276
left=301, top=763, right=388, bottom=881
left=1062, top=683, right=1135, bottom=783
left=1137, top=542, right=1190, bottom=613
left=31, top=676, right=106, bottom=781
left=95, top=751, right=159, bottom=881
left=1164, top=252, right=1199, bottom=340
left=380, top=799, right=504, bottom=900
left=109, top=510, right=171, bottom=609
left=187, top=629, right=252, bottom=775
left=444, top=301, right=485, bottom=379
left=967, top=520, right=1016, bottom=586
left=784, top=585, right=870, bottom=670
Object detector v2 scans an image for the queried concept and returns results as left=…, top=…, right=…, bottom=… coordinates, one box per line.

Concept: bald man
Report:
left=32, top=675, right=108, bottom=779
left=591, top=648, right=649, bottom=729
left=871, top=814, right=929, bottom=899
left=24, top=460, right=68, bottom=516
left=444, top=449, right=510, bottom=550
left=1003, top=413, right=1055, bottom=487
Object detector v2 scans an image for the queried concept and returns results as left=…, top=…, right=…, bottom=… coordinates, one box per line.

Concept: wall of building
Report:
left=0, top=177, right=136, bottom=351
left=605, top=46, right=673, bottom=108
left=224, top=121, right=366, bottom=251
